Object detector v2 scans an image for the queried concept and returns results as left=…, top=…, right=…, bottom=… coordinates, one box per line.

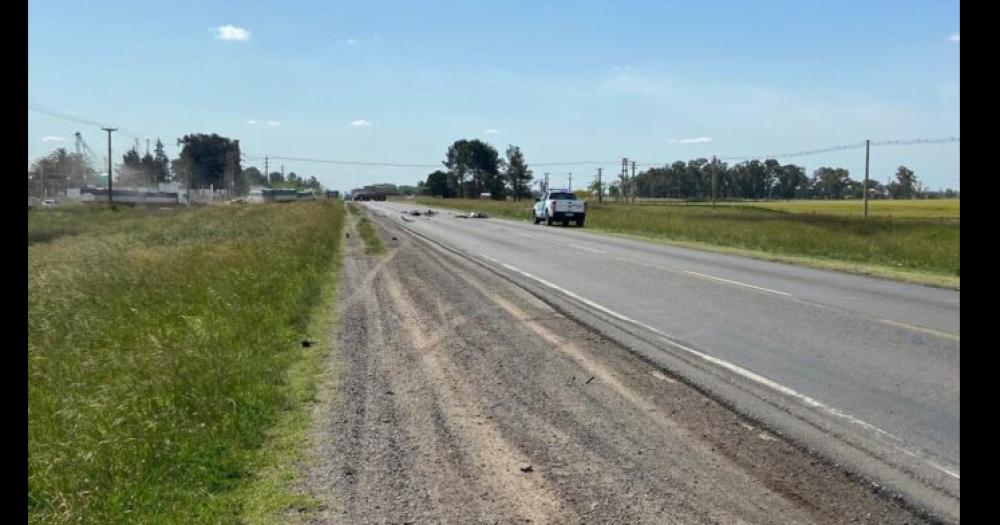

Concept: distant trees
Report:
left=424, top=170, right=450, bottom=197
left=889, top=166, right=919, bottom=199
left=174, top=134, right=240, bottom=189
left=503, top=145, right=533, bottom=201
left=443, top=139, right=503, bottom=198
left=28, top=147, right=95, bottom=196
left=629, top=160, right=951, bottom=200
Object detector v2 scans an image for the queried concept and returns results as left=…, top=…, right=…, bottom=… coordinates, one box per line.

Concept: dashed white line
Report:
left=568, top=243, right=606, bottom=254
left=878, top=319, right=960, bottom=341
left=683, top=270, right=791, bottom=297
left=479, top=255, right=960, bottom=480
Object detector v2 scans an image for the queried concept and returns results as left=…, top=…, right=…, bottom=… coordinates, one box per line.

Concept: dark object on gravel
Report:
left=301, top=340, right=315, bottom=348
left=519, top=463, right=533, bottom=473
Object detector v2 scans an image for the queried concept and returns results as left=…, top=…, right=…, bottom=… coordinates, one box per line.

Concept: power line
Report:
left=29, top=102, right=145, bottom=139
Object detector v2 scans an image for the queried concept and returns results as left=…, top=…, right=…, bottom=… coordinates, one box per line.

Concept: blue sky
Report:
left=28, top=0, right=960, bottom=192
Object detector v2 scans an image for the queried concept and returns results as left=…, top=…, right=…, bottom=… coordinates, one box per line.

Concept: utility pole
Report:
left=145, top=138, right=150, bottom=156
left=618, top=157, right=628, bottom=204
left=864, top=139, right=870, bottom=220
left=264, top=156, right=269, bottom=185
left=568, top=172, right=573, bottom=191
left=40, top=164, right=45, bottom=199
left=711, top=156, right=718, bottom=209
left=597, top=168, right=604, bottom=202
left=631, top=161, right=637, bottom=204
left=102, top=127, right=117, bottom=204
left=281, top=164, right=285, bottom=181
left=543, top=172, right=549, bottom=193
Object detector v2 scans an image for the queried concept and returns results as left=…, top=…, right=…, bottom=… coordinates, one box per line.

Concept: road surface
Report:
left=298, top=212, right=937, bottom=523
left=361, top=200, right=960, bottom=521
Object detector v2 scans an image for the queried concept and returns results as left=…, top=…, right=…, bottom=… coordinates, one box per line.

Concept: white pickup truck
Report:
left=533, top=189, right=586, bottom=227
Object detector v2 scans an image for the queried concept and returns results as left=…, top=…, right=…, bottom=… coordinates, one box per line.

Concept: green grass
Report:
left=413, top=197, right=960, bottom=288
left=28, top=201, right=346, bottom=523
left=348, top=203, right=385, bottom=255
left=713, top=198, right=960, bottom=219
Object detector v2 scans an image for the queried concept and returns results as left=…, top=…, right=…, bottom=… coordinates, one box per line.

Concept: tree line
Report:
left=416, top=139, right=957, bottom=201
left=28, top=133, right=325, bottom=197
left=421, top=139, right=533, bottom=200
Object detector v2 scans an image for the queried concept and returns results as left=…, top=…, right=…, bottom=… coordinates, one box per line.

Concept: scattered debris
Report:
left=424, top=209, right=436, bottom=216
left=401, top=216, right=414, bottom=223
left=408, top=210, right=423, bottom=216
left=456, top=211, right=489, bottom=219
left=585, top=376, right=595, bottom=384
left=392, top=236, right=398, bottom=241
left=301, top=340, right=316, bottom=348
left=346, top=232, right=351, bottom=238
left=518, top=463, right=533, bottom=473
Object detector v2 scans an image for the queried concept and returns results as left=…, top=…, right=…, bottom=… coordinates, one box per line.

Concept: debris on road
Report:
left=301, top=339, right=316, bottom=348
left=455, top=211, right=489, bottom=219
left=585, top=376, right=595, bottom=384
left=518, top=463, right=533, bottom=473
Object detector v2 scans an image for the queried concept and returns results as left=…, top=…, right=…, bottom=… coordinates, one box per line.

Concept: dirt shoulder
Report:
left=296, top=211, right=935, bottom=524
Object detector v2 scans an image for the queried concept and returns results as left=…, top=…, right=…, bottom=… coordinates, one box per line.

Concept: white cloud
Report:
left=337, top=37, right=359, bottom=46
left=246, top=120, right=257, bottom=125
left=350, top=119, right=372, bottom=127
left=41, top=136, right=66, bottom=142
left=668, top=137, right=714, bottom=144
left=214, top=25, right=250, bottom=41
left=266, top=120, right=282, bottom=127
left=950, top=32, right=960, bottom=42
left=483, top=129, right=499, bottom=134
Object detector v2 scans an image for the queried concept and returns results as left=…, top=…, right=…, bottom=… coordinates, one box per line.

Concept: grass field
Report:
left=348, top=203, right=385, bottom=255
left=410, top=197, right=960, bottom=287
left=28, top=201, right=346, bottom=523
left=709, top=199, right=960, bottom=219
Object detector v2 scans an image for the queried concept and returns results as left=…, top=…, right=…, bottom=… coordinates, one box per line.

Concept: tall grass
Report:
left=28, top=201, right=345, bottom=523
left=412, top=197, right=960, bottom=279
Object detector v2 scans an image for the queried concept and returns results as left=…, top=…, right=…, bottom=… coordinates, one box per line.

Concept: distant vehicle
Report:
left=533, top=189, right=586, bottom=226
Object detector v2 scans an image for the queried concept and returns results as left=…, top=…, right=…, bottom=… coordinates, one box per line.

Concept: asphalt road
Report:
left=367, top=200, right=960, bottom=518
left=300, top=212, right=932, bottom=524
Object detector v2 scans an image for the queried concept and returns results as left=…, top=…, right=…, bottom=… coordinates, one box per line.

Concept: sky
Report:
left=28, top=0, right=960, bottom=192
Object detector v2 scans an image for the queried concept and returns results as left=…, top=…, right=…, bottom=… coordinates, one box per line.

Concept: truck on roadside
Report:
left=533, top=189, right=586, bottom=226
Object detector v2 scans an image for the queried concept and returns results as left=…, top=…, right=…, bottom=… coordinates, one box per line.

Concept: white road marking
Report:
left=878, top=319, right=960, bottom=341
left=650, top=370, right=677, bottom=383
left=568, top=243, right=606, bottom=254
left=683, top=270, right=791, bottom=297
left=479, top=255, right=960, bottom=480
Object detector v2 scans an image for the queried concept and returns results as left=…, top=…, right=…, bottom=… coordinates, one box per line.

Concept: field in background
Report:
left=409, top=197, right=959, bottom=286
left=28, top=202, right=345, bottom=523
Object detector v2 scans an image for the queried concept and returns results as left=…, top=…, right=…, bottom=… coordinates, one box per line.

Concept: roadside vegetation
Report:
left=348, top=203, right=385, bottom=255
left=28, top=201, right=346, bottom=523
left=412, top=197, right=960, bottom=287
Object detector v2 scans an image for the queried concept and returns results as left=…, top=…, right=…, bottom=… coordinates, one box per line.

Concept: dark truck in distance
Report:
left=533, top=189, right=586, bottom=226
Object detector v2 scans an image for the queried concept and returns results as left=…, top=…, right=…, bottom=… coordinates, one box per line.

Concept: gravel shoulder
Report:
left=297, top=211, right=934, bottom=524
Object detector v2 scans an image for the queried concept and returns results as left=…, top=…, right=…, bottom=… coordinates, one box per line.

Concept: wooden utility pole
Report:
left=711, top=156, right=718, bottom=209
left=568, top=172, right=573, bottom=191
left=102, top=127, right=117, bottom=204
left=597, top=168, right=603, bottom=203
left=631, top=161, right=637, bottom=204
left=864, top=139, right=871, bottom=220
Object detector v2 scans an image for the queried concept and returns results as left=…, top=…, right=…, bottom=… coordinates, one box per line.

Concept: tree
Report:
left=29, top=147, right=94, bottom=196
left=889, top=166, right=919, bottom=199
left=443, top=139, right=501, bottom=198
left=812, top=167, right=852, bottom=199
left=268, top=171, right=284, bottom=185
left=153, top=139, right=171, bottom=183
left=503, top=145, right=533, bottom=201
left=425, top=170, right=449, bottom=197
left=774, top=164, right=808, bottom=200
left=174, top=133, right=239, bottom=189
